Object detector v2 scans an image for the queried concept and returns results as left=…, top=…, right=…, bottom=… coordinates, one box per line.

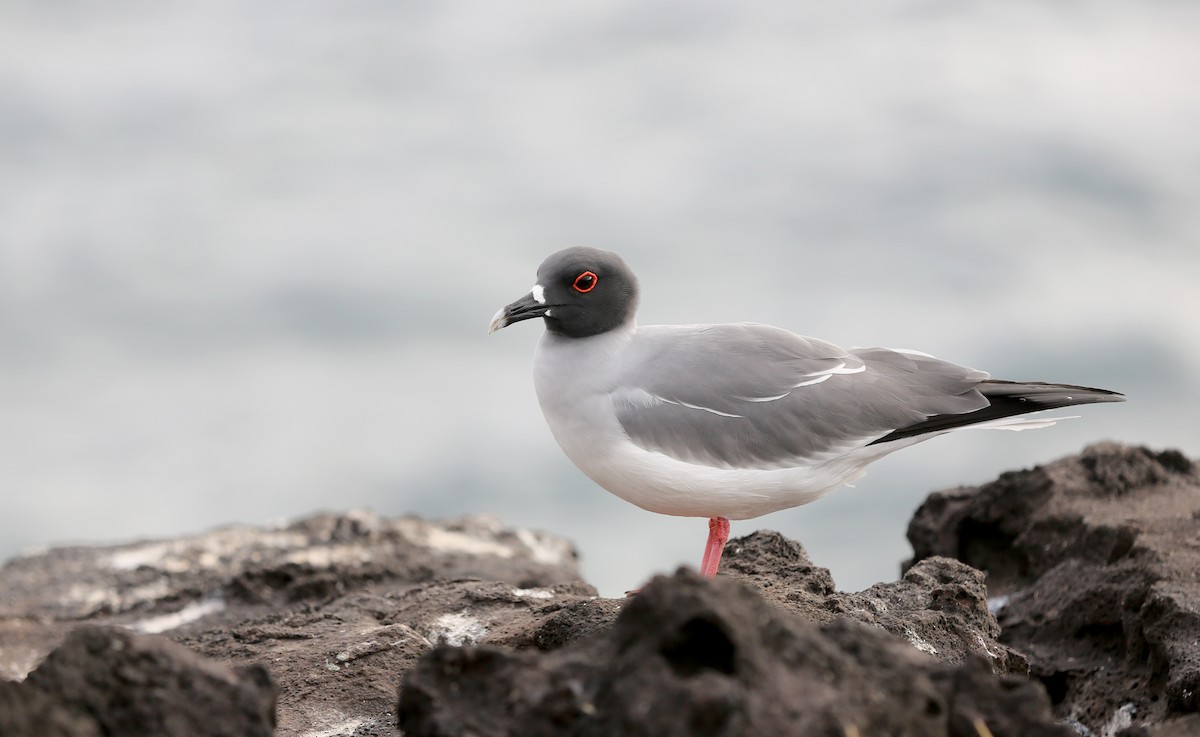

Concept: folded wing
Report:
left=611, top=323, right=993, bottom=470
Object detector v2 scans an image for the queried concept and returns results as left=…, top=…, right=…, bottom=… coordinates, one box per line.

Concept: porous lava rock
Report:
left=3, top=625, right=276, bottom=737
left=721, top=530, right=1027, bottom=673
left=6, top=445, right=1190, bottom=736
left=176, top=578, right=614, bottom=736
left=0, top=678, right=101, bottom=737
left=398, top=568, right=1070, bottom=737
left=908, top=443, right=1200, bottom=735
left=0, top=511, right=592, bottom=736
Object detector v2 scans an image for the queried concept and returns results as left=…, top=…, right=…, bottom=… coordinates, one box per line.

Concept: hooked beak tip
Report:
left=487, top=308, right=507, bottom=335
left=490, top=292, right=548, bottom=335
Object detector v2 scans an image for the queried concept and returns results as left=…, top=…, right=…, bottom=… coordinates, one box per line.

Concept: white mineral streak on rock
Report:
left=512, top=587, right=556, bottom=599
left=295, top=710, right=371, bottom=737
left=904, top=627, right=938, bottom=655
left=428, top=611, right=489, bottom=646
left=130, top=597, right=227, bottom=634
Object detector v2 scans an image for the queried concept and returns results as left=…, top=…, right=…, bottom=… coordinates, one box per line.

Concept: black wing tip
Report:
left=981, top=380, right=1127, bottom=403
left=867, top=381, right=1125, bottom=447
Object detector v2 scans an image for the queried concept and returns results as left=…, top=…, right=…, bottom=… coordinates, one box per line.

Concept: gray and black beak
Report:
left=488, top=289, right=550, bottom=334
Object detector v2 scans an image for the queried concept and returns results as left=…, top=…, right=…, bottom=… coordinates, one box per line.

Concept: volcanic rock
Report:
left=720, top=530, right=1027, bottom=673
left=398, top=568, right=1069, bottom=737
left=4, top=625, right=275, bottom=737
left=4, top=444, right=1192, bottom=736
left=0, top=511, right=590, bottom=736
left=908, top=443, right=1200, bottom=734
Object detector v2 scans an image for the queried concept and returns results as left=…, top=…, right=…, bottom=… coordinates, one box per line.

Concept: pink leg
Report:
left=698, top=517, right=731, bottom=578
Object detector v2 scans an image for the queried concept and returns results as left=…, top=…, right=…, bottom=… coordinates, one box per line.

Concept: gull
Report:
left=489, top=247, right=1124, bottom=582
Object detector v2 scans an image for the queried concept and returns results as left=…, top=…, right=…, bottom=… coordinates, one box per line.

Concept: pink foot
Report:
left=698, top=517, right=731, bottom=578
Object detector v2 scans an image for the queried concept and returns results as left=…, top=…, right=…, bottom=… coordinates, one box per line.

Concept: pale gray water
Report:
left=2, top=2, right=1197, bottom=596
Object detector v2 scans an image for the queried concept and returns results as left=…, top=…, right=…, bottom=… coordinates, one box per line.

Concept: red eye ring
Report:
left=573, top=271, right=598, bottom=293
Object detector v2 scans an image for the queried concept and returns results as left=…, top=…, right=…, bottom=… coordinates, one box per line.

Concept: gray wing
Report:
left=611, top=323, right=990, bottom=469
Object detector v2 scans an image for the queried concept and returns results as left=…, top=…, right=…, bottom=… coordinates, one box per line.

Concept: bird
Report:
left=488, top=246, right=1124, bottom=583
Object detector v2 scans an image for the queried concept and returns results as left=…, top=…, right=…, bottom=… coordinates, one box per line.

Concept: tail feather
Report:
left=867, top=380, right=1124, bottom=446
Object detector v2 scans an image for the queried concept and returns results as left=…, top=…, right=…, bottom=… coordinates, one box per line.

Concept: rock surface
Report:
left=1, top=444, right=1196, bottom=735
left=0, top=511, right=589, bottom=736
left=3, top=625, right=277, bottom=737
left=721, top=531, right=1029, bottom=674
left=399, top=569, right=1069, bottom=737
left=909, top=443, right=1200, bottom=735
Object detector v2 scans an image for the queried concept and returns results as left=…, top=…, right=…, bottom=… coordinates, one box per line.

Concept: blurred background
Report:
left=2, top=2, right=1197, bottom=597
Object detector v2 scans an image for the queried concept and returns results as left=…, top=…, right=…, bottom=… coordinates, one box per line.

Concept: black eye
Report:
left=572, top=271, right=598, bottom=293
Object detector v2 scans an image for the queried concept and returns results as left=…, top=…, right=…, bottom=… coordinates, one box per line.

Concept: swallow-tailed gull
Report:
left=489, top=247, right=1124, bottom=582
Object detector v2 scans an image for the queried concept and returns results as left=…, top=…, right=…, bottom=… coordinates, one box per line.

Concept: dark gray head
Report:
left=489, top=247, right=640, bottom=338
